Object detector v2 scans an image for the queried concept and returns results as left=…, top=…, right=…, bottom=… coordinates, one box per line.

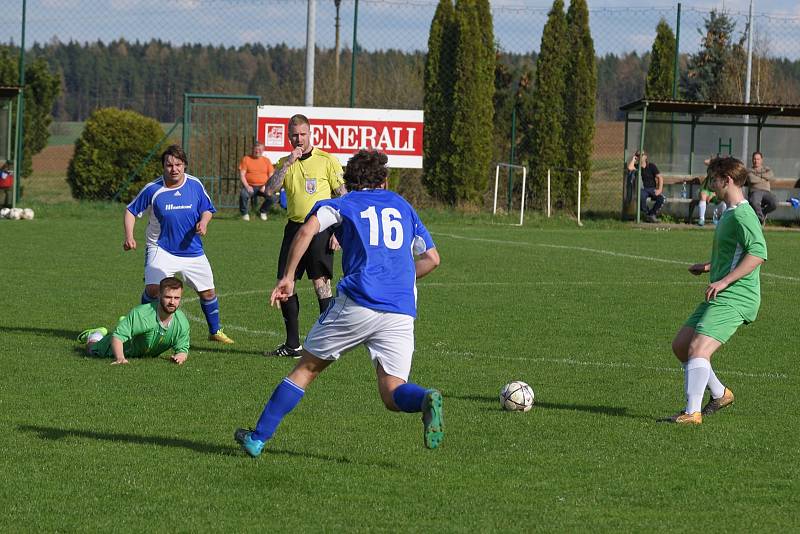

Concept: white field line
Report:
left=423, top=349, right=790, bottom=381
left=434, top=232, right=800, bottom=282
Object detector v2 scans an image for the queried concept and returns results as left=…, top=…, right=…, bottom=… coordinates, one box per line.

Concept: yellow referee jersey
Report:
left=277, top=148, right=345, bottom=223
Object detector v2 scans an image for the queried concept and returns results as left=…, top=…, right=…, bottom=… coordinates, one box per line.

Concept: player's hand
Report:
left=288, top=146, right=303, bottom=164
left=123, top=237, right=137, bottom=251
left=688, top=263, right=707, bottom=276
left=705, top=280, right=728, bottom=301
left=270, top=279, right=295, bottom=308
left=111, top=357, right=129, bottom=365
left=196, top=221, right=208, bottom=236
left=171, top=354, right=187, bottom=365
left=328, top=234, right=340, bottom=251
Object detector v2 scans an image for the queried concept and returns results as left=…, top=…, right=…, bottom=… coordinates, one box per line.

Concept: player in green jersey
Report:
left=77, top=277, right=191, bottom=365
left=667, top=156, right=767, bottom=424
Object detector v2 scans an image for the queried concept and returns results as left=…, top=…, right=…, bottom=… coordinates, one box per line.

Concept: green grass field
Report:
left=1, top=205, right=798, bottom=531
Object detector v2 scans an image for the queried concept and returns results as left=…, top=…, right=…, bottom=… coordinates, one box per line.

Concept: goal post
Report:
left=492, top=163, right=527, bottom=226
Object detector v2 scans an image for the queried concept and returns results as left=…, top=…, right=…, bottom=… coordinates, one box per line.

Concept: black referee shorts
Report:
left=277, top=220, right=335, bottom=281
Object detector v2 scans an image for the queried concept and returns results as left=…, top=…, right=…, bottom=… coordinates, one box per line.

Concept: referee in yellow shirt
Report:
left=263, top=114, right=347, bottom=358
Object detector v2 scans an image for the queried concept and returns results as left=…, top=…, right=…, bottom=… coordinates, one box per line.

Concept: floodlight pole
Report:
left=349, top=0, right=359, bottom=107
left=304, top=0, right=316, bottom=106
left=742, top=0, right=754, bottom=162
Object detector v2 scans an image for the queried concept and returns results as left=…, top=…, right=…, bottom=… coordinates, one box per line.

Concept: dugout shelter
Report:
left=0, top=85, right=21, bottom=208
left=620, top=98, right=800, bottom=222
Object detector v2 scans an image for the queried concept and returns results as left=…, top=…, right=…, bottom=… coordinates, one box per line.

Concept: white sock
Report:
left=685, top=358, right=711, bottom=414
left=706, top=365, right=725, bottom=399
left=87, top=331, right=104, bottom=343
left=698, top=200, right=707, bottom=221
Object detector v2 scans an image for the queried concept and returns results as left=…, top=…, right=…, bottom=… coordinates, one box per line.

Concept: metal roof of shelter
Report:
left=620, top=98, right=800, bottom=118
left=0, top=86, right=21, bottom=99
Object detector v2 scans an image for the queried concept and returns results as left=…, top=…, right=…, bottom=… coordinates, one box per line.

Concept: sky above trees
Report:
left=4, top=1, right=800, bottom=58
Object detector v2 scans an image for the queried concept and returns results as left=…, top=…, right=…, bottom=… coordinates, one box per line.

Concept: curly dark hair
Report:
left=343, top=150, right=389, bottom=191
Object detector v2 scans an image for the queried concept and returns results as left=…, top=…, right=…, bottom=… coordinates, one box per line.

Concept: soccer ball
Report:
left=0, top=207, right=9, bottom=218
left=22, top=208, right=34, bottom=220
left=8, top=208, right=21, bottom=220
left=500, top=381, right=535, bottom=412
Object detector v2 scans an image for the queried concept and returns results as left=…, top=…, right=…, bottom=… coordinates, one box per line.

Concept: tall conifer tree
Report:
left=646, top=19, right=676, bottom=98
left=448, top=0, right=495, bottom=204
left=520, top=0, right=567, bottom=203
left=564, top=0, right=596, bottom=208
left=423, top=0, right=456, bottom=201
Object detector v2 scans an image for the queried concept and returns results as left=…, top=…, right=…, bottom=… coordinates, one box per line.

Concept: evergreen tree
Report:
left=646, top=19, right=676, bottom=98
left=564, top=0, right=596, bottom=209
left=422, top=0, right=456, bottom=202
left=682, top=10, right=745, bottom=102
left=448, top=0, right=495, bottom=204
left=519, top=0, right=568, bottom=205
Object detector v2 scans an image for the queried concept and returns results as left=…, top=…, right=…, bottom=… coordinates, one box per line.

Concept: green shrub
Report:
left=67, top=108, right=164, bottom=202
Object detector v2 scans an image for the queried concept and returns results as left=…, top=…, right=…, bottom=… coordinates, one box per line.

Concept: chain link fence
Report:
left=4, top=1, right=800, bottom=214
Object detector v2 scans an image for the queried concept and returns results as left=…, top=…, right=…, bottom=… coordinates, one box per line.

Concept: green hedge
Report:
left=67, top=108, right=164, bottom=202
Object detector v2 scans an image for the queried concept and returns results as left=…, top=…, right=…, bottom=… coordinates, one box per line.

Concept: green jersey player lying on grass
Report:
left=77, top=277, right=191, bottom=365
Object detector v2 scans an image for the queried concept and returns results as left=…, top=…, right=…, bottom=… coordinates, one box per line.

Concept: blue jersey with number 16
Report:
left=310, top=189, right=435, bottom=318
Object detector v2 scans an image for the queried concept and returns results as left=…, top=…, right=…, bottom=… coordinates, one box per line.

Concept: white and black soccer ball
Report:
left=500, top=380, right=535, bottom=412
left=8, top=207, right=21, bottom=220
left=0, top=207, right=9, bottom=219
left=22, top=208, right=34, bottom=220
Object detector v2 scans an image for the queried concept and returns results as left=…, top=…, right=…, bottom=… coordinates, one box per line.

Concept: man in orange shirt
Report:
left=239, top=142, right=276, bottom=221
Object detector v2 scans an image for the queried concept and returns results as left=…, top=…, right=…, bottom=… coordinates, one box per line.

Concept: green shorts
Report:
left=683, top=300, right=746, bottom=343
left=88, top=334, right=113, bottom=356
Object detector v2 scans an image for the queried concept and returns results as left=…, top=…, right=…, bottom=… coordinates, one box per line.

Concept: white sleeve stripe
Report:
left=127, top=178, right=163, bottom=211
left=315, top=205, right=342, bottom=233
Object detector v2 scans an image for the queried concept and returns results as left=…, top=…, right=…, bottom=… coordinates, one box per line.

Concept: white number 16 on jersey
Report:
left=360, top=206, right=403, bottom=249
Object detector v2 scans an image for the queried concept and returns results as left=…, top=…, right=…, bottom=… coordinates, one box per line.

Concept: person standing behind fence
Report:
left=747, top=151, right=776, bottom=225
left=627, top=150, right=665, bottom=223
left=124, top=144, right=234, bottom=345
left=261, top=114, right=347, bottom=358
left=239, top=141, right=276, bottom=221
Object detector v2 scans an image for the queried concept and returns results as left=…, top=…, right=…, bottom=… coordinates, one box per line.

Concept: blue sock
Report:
left=141, top=290, right=157, bottom=304
left=392, top=383, right=428, bottom=413
left=252, top=378, right=305, bottom=442
left=199, top=296, right=220, bottom=334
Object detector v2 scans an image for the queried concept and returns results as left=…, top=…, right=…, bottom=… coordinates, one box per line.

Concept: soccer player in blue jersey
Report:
left=124, top=144, right=234, bottom=344
left=234, top=150, right=443, bottom=456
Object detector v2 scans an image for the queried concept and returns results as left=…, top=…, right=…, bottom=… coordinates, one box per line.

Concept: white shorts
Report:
left=144, top=246, right=215, bottom=291
left=303, top=295, right=415, bottom=381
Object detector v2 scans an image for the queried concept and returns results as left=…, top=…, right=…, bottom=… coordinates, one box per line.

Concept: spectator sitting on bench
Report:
left=627, top=150, right=664, bottom=223
left=747, top=151, right=776, bottom=225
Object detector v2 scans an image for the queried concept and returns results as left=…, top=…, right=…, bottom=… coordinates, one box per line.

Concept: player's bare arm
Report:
left=123, top=210, right=137, bottom=251
left=688, top=262, right=710, bottom=276
left=334, top=184, right=347, bottom=197
left=270, top=216, right=320, bottom=307
left=171, top=353, right=188, bottom=365
left=705, top=254, right=765, bottom=301
left=415, top=248, right=440, bottom=279
left=110, top=337, right=129, bottom=365
left=195, top=210, right=213, bottom=236
left=265, top=147, right=303, bottom=195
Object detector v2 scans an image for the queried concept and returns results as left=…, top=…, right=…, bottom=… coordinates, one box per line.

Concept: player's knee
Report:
left=145, top=285, right=159, bottom=298
left=671, top=337, right=688, bottom=360
left=198, top=288, right=215, bottom=300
